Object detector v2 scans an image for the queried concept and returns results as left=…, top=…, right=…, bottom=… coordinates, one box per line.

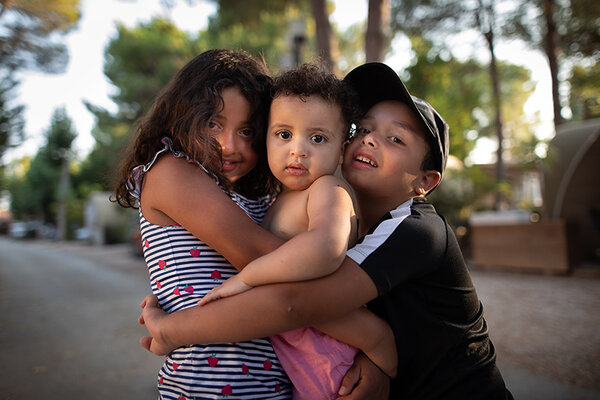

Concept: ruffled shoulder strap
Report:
left=126, top=137, right=218, bottom=199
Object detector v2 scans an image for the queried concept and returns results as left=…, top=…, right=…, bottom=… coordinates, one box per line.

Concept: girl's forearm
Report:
left=314, top=308, right=398, bottom=377
left=158, top=260, right=378, bottom=347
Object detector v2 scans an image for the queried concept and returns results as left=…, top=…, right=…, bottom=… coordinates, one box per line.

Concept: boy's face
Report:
left=267, top=95, right=346, bottom=191
left=342, top=100, right=431, bottom=200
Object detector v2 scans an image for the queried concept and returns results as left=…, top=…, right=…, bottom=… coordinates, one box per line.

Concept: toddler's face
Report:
left=342, top=100, right=429, bottom=199
left=267, top=95, right=346, bottom=191
left=208, top=86, right=258, bottom=183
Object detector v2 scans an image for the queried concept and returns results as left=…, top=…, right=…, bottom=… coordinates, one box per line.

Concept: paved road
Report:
left=0, top=238, right=162, bottom=399
left=471, top=269, right=600, bottom=400
left=0, top=237, right=599, bottom=399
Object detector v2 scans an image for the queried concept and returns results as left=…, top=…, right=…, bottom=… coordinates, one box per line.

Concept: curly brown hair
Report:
left=114, top=49, right=279, bottom=208
left=270, top=63, right=360, bottom=138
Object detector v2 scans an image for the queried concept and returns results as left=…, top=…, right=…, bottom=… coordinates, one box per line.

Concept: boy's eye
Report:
left=311, top=134, right=326, bottom=144
left=390, top=136, right=403, bottom=144
left=277, top=130, right=292, bottom=140
left=357, top=127, right=371, bottom=135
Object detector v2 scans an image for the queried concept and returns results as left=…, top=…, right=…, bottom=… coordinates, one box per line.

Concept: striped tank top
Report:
left=130, top=138, right=292, bottom=399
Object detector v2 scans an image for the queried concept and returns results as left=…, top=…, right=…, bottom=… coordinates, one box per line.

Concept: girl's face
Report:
left=208, top=86, right=259, bottom=183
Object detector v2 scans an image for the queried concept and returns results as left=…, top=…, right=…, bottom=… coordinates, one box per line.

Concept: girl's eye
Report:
left=311, top=135, right=326, bottom=144
left=207, top=120, right=221, bottom=133
left=277, top=130, right=292, bottom=140
left=240, top=128, right=253, bottom=137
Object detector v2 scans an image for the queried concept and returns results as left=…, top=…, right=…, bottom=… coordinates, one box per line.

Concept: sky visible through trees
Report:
left=9, top=0, right=554, bottom=166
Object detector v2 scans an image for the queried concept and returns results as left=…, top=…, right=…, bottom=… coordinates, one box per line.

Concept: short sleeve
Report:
left=347, top=203, right=444, bottom=295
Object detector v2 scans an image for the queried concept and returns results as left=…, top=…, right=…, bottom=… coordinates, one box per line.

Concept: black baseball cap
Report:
left=343, top=62, right=450, bottom=176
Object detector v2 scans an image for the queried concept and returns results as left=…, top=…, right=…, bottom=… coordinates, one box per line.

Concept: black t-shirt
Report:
left=347, top=197, right=509, bottom=400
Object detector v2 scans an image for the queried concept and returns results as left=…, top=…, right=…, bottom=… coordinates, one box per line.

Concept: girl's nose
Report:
left=217, top=130, right=236, bottom=154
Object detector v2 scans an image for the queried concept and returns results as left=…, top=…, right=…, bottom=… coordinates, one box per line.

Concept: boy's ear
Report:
left=417, top=170, right=441, bottom=195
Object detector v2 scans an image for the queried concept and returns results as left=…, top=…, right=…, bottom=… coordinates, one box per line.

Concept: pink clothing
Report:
left=271, top=327, right=358, bottom=400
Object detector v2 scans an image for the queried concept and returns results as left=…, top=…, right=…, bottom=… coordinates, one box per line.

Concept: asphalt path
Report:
left=0, top=237, right=162, bottom=399
left=0, top=237, right=599, bottom=399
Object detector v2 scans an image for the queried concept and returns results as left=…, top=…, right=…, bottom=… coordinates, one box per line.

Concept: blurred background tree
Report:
left=7, top=107, right=75, bottom=233
left=3, top=0, right=598, bottom=241
left=0, top=0, right=81, bottom=189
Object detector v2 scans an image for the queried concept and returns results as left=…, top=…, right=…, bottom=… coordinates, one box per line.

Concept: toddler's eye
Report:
left=277, top=130, right=292, bottom=140
left=311, top=135, right=326, bottom=144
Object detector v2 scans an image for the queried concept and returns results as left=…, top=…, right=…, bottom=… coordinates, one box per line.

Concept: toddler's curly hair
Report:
left=271, top=64, right=360, bottom=139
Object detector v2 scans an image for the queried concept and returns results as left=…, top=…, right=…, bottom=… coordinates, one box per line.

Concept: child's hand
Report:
left=338, top=352, right=390, bottom=399
left=197, top=274, right=253, bottom=306
left=138, top=295, right=177, bottom=356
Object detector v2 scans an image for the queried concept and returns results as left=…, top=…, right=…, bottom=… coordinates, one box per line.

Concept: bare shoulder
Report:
left=145, top=154, right=215, bottom=191
left=306, top=175, right=356, bottom=215
left=141, top=154, right=222, bottom=223
left=308, top=174, right=353, bottom=196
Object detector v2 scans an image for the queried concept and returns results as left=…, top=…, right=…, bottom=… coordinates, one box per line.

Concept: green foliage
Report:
left=7, top=107, right=75, bottom=221
left=558, top=0, right=600, bottom=60
left=1, top=0, right=80, bottom=189
left=0, top=0, right=81, bottom=73
left=569, top=62, right=600, bottom=120
left=77, top=18, right=201, bottom=195
left=400, top=36, right=538, bottom=213
left=208, top=0, right=290, bottom=30
left=200, top=10, right=293, bottom=70
left=335, top=21, right=365, bottom=74
left=0, top=77, right=24, bottom=175
left=404, top=37, right=487, bottom=161
left=104, top=18, right=196, bottom=119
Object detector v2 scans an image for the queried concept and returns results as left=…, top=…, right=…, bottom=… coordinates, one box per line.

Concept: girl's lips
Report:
left=221, top=160, right=239, bottom=172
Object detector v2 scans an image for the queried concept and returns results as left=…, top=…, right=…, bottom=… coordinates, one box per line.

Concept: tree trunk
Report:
left=366, top=0, right=391, bottom=62
left=476, top=0, right=506, bottom=209
left=542, top=0, right=564, bottom=129
left=309, top=0, right=339, bottom=73
left=485, top=31, right=505, bottom=188
left=56, top=154, right=70, bottom=240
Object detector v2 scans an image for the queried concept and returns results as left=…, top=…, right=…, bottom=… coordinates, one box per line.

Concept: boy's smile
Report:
left=267, top=95, right=346, bottom=191
left=350, top=150, right=378, bottom=168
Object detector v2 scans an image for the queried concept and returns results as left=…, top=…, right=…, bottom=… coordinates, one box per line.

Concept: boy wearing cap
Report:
left=137, top=63, right=512, bottom=400
left=340, top=62, right=512, bottom=399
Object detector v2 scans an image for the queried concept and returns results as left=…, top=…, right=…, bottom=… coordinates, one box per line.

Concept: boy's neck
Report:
left=355, top=193, right=416, bottom=237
